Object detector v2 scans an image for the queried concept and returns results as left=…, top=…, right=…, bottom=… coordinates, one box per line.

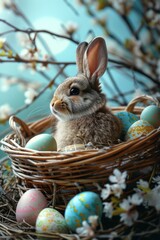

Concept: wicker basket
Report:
left=1, top=95, right=160, bottom=210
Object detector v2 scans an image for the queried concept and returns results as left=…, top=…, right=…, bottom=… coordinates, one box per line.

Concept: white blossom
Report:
left=128, top=193, right=143, bottom=206
left=103, top=202, right=113, bottom=218
left=0, top=104, right=12, bottom=119
left=20, top=48, right=39, bottom=60
left=145, top=186, right=160, bottom=211
left=101, top=184, right=111, bottom=200
left=0, top=77, right=9, bottom=91
left=108, top=0, right=133, bottom=15
left=65, top=21, right=78, bottom=35
left=107, top=40, right=124, bottom=56
left=109, top=169, right=127, bottom=190
left=38, top=54, right=49, bottom=71
left=153, top=176, right=160, bottom=185
left=119, top=193, right=143, bottom=226
left=119, top=198, right=139, bottom=226
left=17, top=33, right=32, bottom=48
left=134, top=58, right=144, bottom=68
left=24, top=88, right=37, bottom=104
left=120, top=209, right=138, bottom=226
left=88, top=215, right=99, bottom=229
left=0, top=0, right=12, bottom=13
left=137, top=179, right=149, bottom=190
left=0, top=77, right=19, bottom=91
left=146, top=9, right=154, bottom=19
left=0, top=37, right=6, bottom=48
left=108, top=232, right=118, bottom=239
left=111, top=183, right=123, bottom=198
left=131, top=38, right=142, bottom=57
left=76, top=220, right=95, bottom=238
left=120, top=198, right=131, bottom=211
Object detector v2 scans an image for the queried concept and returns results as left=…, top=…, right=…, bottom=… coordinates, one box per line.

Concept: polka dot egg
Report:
left=126, top=119, right=155, bottom=140
left=140, top=105, right=160, bottom=128
left=115, top=111, right=139, bottom=139
left=25, top=133, right=57, bottom=151
left=64, top=191, right=102, bottom=232
left=36, top=208, right=68, bottom=234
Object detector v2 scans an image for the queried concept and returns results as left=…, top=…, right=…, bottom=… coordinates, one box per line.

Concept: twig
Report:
left=107, top=68, right=127, bottom=105
left=64, top=0, right=79, bottom=16
left=0, top=65, right=67, bottom=123
left=0, top=18, right=79, bottom=44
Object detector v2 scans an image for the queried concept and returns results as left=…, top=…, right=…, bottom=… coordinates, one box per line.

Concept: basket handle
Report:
left=125, top=95, right=160, bottom=112
left=9, top=116, right=34, bottom=146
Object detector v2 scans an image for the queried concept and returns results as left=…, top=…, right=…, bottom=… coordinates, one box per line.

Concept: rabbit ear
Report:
left=76, top=42, right=88, bottom=73
left=83, top=37, right=108, bottom=79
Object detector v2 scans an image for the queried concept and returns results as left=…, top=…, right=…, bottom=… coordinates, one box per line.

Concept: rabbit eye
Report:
left=70, top=87, right=80, bottom=96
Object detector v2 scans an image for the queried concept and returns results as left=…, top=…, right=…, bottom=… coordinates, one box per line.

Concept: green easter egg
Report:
left=140, top=105, right=160, bottom=128
left=25, top=134, right=57, bottom=151
left=36, top=208, right=68, bottom=235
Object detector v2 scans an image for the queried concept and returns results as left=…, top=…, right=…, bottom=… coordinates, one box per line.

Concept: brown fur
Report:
left=54, top=111, right=121, bottom=150
left=50, top=37, right=122, bottom=150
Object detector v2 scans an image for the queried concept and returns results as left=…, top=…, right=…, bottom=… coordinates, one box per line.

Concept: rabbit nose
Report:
left=51, top=96, right=58, bottom=107
left=54, top=100, right=62, bottom=110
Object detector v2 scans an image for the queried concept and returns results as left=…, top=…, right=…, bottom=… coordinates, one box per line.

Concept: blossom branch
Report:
left=0, top=65, right=67, bottom=124
left=0, top=19, right=79, bottom=44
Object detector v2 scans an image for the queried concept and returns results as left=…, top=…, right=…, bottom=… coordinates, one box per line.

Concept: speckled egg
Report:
left=115, top=111, right=139, bottom=138
left=16, top=189, right=48, bottom=226
left=25, top=133, right=57, bottom=151
left=36, top=208, right=68, bottom=234
left=64, top=191, right=102, bottom=232
left=126, top=120, right=155, bottom=140
left=140, top=105, right=160, bottom=128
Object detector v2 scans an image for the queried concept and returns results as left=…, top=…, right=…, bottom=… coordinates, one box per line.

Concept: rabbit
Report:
left=50, top=37, right=121, bottom=151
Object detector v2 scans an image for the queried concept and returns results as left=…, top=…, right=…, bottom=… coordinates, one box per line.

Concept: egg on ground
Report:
left=64, top=191, right=103, bottom=232
left=16, top=189, right=48, bottom=226
left=36, top=208, right=68, bottom=234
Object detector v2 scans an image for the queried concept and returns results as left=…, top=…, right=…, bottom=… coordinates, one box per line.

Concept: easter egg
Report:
left=16, top=189, right=48, bottom=226
left=115, top=111, right=139, bottom=138
left=25, top=133, right=57, bottom=151
left=36, top=208, right=68, bottom=234
left=126, top=120, right=155, bottom=140
left=140, top=105, right=160, bottom=128
left=64, top=191, right=102, bottom=232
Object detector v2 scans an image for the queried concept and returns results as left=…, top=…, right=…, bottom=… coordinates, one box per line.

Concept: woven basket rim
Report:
left=1, top=95, right=160, bottom=156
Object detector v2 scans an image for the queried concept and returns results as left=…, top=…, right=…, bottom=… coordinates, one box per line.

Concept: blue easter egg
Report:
left=140, top=105, right=160, bottom=128
left=25, top=133, right=57, bottom=151
left=115, top=111, right=139, bottom=138
left=64, top=191, right=102, bottom=232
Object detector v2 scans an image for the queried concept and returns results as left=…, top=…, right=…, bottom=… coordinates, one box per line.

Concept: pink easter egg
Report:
left=16, top=189, right=48, bottom=226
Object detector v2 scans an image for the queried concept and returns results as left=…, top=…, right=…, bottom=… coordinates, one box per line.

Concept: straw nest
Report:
left=1, top=94, right=160, bottom=239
